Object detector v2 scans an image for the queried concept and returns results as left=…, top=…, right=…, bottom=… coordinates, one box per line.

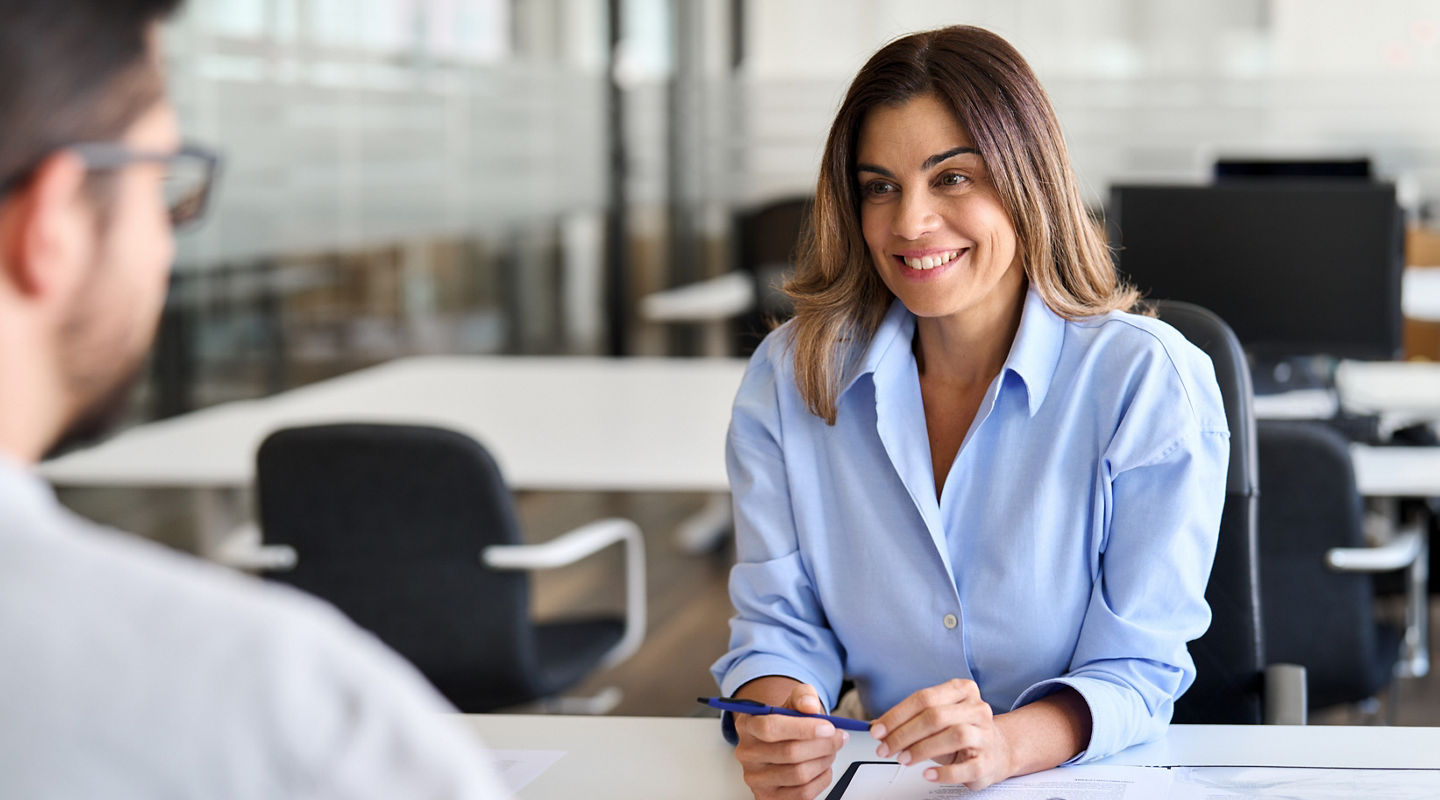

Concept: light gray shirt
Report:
left=0, top=455, right=510, bottom=799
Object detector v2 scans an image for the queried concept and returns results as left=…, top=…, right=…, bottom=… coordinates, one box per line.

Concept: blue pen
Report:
left=698, top=696, right=872, bottom=732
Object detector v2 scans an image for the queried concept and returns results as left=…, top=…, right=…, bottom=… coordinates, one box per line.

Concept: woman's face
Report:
left=856, top=93, right=1023, bottom=323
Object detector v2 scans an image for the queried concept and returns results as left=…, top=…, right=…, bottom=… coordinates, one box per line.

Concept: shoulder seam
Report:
left=1086, top=315, right=1206, bottom=423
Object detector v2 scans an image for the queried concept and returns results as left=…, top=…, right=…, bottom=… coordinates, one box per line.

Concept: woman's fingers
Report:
left=921, top=748, right=1004, bottom=791
left=871, top=679, right=984, bottom=758
left=732, top=684, right=849, bottom=800
left=786, top=684, right=826, bottom=715
left=895, top=719, right=988, bottom=766
left=737, top=721, right=844, bottom=762
left=738, top=728, right=847, bottom=800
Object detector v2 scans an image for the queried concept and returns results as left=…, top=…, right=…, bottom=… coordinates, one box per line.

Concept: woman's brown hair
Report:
left=785, top=25, right=1140, bottom=423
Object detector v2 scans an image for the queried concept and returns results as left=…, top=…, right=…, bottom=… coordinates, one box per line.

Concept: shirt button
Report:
left=943, top=614, right=958, bottom=630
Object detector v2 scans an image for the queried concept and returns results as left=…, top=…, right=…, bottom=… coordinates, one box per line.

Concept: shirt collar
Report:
left=838, top=299, right=915, bottom=399
left=1001, top=284, right=1067, bottom=416
left=839, top=284, right=1066, bottom=417
left=0, top=450, right=61, bottom=526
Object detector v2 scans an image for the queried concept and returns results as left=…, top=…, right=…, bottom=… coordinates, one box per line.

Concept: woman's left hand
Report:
left=869, top=678, right=1016, bottom=790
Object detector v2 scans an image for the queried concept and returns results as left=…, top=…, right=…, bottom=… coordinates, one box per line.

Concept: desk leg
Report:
left=1399, top=520, right=1431, bottom=679
left=675, top=493, right=733, bottom=554
left=194, top=487, right=248, bottom=562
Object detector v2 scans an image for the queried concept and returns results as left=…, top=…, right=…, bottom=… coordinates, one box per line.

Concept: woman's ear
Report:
left=1, top=150, right=91, bottom=300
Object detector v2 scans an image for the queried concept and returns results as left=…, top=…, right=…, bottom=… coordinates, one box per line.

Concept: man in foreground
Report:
left=0, top=2, right=510, bottom=796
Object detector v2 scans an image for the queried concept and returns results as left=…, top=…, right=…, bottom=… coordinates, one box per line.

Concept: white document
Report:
left=828, top=762, right=1174, bottom=799
left=1168, top=766, right=1440, bottom=799
left=487, top=749, right=566, bottom=792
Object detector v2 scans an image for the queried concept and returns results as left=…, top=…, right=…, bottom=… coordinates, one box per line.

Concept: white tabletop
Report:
left=1352, top=444, right=1440, bottom=497
left=1256, top=360, right=1440, bottom=428
left=459, top=715, right=1440, bottom=799
left=1336, top=360, right=1440, bottom=421
left=1405, top=266, right=1440, bottom=322
left=1252, top=389, right=1341, bottom=420
left=40, top=356, right=748, bottom=493
left=40, top=353, right=1440, bottom=500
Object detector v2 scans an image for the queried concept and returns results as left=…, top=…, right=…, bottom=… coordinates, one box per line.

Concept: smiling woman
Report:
left=711, top=25, right=1230, bottom=800
left=786, top=26, right=1140, bottom=426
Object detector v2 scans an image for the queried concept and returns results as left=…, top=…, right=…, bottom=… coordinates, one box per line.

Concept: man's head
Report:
left=0, top=0, right=196, bottom=459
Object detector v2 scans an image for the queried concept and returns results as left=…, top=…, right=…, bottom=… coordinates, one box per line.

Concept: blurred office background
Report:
left=55, top=0, right=1440, bottom=722
left=147, top=0, right=1440, bottom=412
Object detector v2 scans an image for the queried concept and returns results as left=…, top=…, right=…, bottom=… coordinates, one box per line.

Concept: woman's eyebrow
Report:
left=922, top=146, right=979, bottom=171
left=856, top=146, right=980, bottom=178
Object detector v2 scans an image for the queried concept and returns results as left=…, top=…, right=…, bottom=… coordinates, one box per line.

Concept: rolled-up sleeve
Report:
left=1014, top=367, right=1229, bottom=762
left=709, top=357, right=845, bottom=711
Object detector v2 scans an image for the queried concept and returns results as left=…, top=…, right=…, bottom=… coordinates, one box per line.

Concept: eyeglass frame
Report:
left=0, top=141, right=222, bottom=230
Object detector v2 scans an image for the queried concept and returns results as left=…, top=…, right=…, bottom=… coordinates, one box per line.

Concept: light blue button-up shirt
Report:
left=711, top=286, right=1229, bottom=762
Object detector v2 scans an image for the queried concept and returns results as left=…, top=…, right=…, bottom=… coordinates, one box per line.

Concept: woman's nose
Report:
left=892, top=191, right=940, bottom=240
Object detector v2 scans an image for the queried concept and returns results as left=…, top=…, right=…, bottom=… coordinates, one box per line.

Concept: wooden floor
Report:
left=55, top=486, right=1440, bottom=725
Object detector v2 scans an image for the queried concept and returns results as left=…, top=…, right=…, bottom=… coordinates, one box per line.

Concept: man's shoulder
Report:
left=0, top=500, right=500, bottom=797
left=4, top=503, right=331, bottom=636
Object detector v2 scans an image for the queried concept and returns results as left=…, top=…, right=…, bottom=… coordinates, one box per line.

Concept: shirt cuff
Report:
left=1012, top=675, right=1163, bottom=765
left=718, top=654, right=838, bottom=711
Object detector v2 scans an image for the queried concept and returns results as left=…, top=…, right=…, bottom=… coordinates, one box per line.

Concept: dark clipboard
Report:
left=824, top=761, right=897, bottom=800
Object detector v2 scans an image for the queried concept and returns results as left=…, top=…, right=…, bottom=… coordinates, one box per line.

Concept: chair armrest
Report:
left=483, top=518, right=640, bottom=569
left=214, top=521, right=298, bottom=572
left=1326, top=526, right=1422, bottom=573
left=1263, top=663, right=1308, bottom=725
left=483, top=518, right=647, bottom=668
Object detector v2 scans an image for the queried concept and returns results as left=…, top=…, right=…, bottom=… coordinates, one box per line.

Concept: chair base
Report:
left=511, top=686, right=623, bottom=715
left=675, top=493, right=733, bottom=554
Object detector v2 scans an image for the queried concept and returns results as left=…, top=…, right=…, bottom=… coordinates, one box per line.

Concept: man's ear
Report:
left=0, top=151, right=91, bottom=300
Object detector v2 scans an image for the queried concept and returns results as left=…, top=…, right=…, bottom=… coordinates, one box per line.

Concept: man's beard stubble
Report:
left=45, top=358, right=147, bottom=459
left=42, top=257, right=158, bottom=459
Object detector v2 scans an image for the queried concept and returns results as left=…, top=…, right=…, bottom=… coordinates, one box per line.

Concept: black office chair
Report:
left=733, top=195, right=810, bottom=354
left=253, top=423, right=646, bottom=713
left=1258, top=420, right=1415, bottom=719
left=1154, top=300, right=1303, bottom=725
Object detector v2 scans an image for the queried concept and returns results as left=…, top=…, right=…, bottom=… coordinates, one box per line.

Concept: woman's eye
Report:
left=939, top=172, right=969, bottom=187
left=863, top=180, right=897, bottom=197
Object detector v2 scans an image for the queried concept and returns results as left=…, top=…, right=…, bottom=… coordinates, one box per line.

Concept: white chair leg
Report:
left=675, top=493, right=733, bottom=554
left=538, top=686, right=623, bottom=715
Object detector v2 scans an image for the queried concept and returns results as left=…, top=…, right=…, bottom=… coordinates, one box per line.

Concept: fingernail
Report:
left=815, top=722, right=834, bottom=738
left=870, top=724, right=887, bottom=739
left=841, top=731, right=850, bottom=743
left=875, top=743, right=890, bottom=758
left=896, top=750, right=910, bottom=765
left=924, top=768, right=939, bottom=782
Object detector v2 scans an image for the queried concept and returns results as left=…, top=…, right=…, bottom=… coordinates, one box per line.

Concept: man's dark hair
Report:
left=0, top=0, right=184, bottom=195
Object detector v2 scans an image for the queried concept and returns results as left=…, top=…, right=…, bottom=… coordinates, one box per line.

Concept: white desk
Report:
left=1352, top=445, right=1440, bottom=498
left=1405, top=265, right=1440, bottom=322
left=459, top=714, right=1440, bottom=799
left=41, top=356, right=747, bottom=556
left=46, top=354, right=1440, bottom=498
left=1336, top=360, right=1440, bottom=433
left=42, top=356, right=746, bottom=493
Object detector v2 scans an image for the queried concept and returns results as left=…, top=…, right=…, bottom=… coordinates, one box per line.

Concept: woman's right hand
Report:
left=732, top=681, right=850, bottom=800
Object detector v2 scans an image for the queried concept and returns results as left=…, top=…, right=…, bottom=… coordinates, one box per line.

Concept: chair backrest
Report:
left=1257, top=420, right=1397, bottom=708
left=734, top=196, right=811, bottom=353
left=256, top=423, right=541, bottom=710
left=1154, top=301, right=1266, bottom=724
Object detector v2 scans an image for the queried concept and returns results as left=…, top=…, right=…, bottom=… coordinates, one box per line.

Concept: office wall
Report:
left=731, top=0, right=1440, bottom=215
left=168, top=0, right=607, bottom=267
left=154, top=0, right=613, bottom=409
left=147, top=0, right=1440, bottom=407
